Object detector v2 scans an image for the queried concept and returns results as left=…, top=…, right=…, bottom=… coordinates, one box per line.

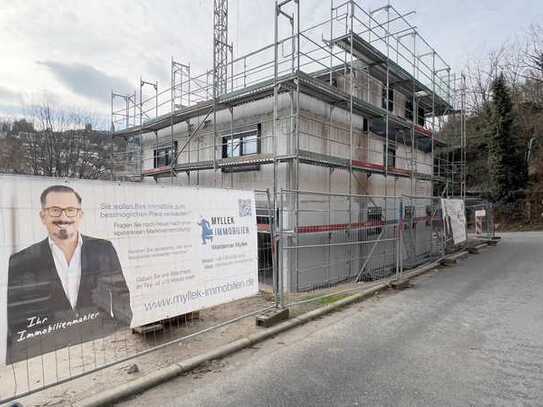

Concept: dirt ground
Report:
left=1, top=279, right=382, bottom=407
left=1, top=294, right=272, bottom=406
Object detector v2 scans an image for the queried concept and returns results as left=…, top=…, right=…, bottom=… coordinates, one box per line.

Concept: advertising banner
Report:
left=475, top=209, right=486, bottom=235
left=441, top=198, right=467, bottom=245
left=0, top=175, right=258, bottom=365
left=475, top=209, right=486, bottom=218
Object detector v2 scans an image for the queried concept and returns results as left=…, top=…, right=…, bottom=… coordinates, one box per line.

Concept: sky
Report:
left=0, top=0, right=542, bottom=128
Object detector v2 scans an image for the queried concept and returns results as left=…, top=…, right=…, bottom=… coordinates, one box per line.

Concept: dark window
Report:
left=363, top=118, right=368, bottom=132
left=405, top=99, right=413, bottom=121
left=222, top=124, right=261, bottom=159
left=383, top=145, right=396, bottom=168
left=153, top=141, right=177, bottom=168
left=256, top=215, right=271, bottom=225
left=404, top=205, right=416, bottom=229
left=382, top=88, right=394, bottom=112
left=417, top=106, right=425, bottom=127
left=368, top=207, right=383, bottom=236
left=425, top=205, right=433, bottom=226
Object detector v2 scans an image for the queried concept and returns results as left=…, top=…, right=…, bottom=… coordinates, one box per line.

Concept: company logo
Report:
left=197, top=217, right=213, bottom=245
left=197, top=215, right=251, bottom=246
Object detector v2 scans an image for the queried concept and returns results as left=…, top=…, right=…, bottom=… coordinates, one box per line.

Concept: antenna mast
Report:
left=213, top=0, right=230, bottom=97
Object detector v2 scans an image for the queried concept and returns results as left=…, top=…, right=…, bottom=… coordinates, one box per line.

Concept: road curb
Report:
left=75, top=243, right=490, bottom=407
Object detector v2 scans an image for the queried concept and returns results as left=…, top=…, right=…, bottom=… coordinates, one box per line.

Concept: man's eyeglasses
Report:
left=44, top=207, right=81, bottom=218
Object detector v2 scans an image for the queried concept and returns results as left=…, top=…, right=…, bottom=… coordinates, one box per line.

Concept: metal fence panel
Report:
left=0, top=185, right=276, bottom=405
left=465, top=198, right=495, bottom=239
left=277, top=190, right=402, bottom=300
left=400, top=196, right=445, bottom=270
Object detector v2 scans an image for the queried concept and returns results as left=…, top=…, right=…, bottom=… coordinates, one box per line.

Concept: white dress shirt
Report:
left=49, top=234, right=83, bottom=309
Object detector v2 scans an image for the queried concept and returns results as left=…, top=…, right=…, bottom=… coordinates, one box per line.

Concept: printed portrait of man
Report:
left=6, top=185, right=132, bottom=364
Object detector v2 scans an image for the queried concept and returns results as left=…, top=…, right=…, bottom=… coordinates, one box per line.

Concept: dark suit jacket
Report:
left=6, top=235, right=132, bottom=365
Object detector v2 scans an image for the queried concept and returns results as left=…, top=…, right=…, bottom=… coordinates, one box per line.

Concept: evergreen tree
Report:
left=487, top=73, right=527, bottom=202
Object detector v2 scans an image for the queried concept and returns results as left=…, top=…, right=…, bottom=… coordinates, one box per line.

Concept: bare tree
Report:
left=517, top=24, right=543, bottom=106
left=4, top=101, right=113, bottom=179
left=464, top=46, right=506, bottom=114
left=523, top=24, right=543, bottom=81
left=0, top=119, right=30, bottom=173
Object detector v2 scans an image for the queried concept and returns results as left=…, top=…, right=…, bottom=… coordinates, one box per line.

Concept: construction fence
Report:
left=465, top=198, right=495, bottom=239
left=0, top=186, right=491, bottom=405
left=276, top=191, right=448, bottom=303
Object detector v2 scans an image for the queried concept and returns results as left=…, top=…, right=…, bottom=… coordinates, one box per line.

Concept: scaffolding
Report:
left=110, top=0, right=465, bottom=201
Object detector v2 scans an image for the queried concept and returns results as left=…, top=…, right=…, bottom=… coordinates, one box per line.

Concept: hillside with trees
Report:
left=463, top=24, right=543, bottom=226
left=0, top=103, right=129, bottom=180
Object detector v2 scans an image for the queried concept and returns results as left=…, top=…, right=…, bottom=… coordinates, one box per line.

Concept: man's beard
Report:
left=53, top=221, right=74, bottom=240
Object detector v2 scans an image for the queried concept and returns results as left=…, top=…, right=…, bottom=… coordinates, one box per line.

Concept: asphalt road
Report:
left=120, top=232, right=543, bottom=407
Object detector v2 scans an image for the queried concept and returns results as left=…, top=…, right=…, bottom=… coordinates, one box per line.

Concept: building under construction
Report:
left=110, top=0, right=466, bottom=291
